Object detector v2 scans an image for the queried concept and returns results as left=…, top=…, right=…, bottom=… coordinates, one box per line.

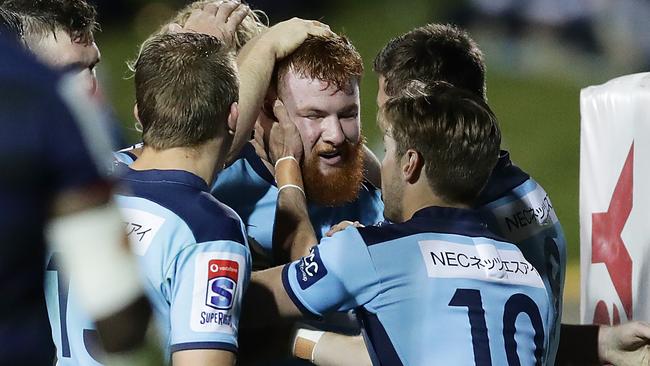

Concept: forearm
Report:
left=227, top=36, right=275, bottom=162
left=316, top=333, right=371, bottom=366
left=274, top=186, right=317, bottom=262
left=272, top=157, right=317, bottom=264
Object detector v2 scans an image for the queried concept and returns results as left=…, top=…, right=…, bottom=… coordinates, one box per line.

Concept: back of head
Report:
left=134, top=32, right=238, bottom=150
left=0, top=8, right=23, bottom=40
left=275, top=34, right=363, bottom=94
left=1, top=0, right=97, bottom=45
left=379, top=82, right=500, bottom=205
left=160, top=0, right=268, bottom=51
left=374, top=23, right=486, bottom=100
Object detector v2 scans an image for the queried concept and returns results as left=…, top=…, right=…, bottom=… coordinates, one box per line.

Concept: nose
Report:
left=320, top=116, right=345, bottom=146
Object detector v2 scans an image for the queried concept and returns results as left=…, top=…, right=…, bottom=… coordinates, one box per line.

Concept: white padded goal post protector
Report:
left=580, top=72, right=650, bottom=325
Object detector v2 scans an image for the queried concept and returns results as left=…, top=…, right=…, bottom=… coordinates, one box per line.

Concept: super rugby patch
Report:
left=191, top=252, right=245, bottom=333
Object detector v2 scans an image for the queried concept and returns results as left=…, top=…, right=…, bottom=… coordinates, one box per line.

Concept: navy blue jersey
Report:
left=283, top=206, right=553, bottom=365
left=476, top=151, right=567, bottom=363
left=0, top=36, right=110, bottom=365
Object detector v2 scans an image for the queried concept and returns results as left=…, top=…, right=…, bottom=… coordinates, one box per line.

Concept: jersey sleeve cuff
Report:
left=170, top=341, right=238, bottom=354
left=281, top=264, right=322, bottom=320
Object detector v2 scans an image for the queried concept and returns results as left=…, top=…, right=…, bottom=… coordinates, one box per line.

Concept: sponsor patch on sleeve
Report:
left=295, top=246, right=328, bottom=290
left=191, top=252, right=245, bottom=333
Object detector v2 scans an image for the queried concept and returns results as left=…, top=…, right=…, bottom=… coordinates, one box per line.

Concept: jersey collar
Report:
left=118, top=164, right=209, bottom=192
left=411, top=205, right=484, bottom=224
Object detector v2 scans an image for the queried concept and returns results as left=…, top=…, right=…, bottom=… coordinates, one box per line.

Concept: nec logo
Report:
left=206, top=259, right=239, bottom=310
left=295, top=246, right=327, bottom=290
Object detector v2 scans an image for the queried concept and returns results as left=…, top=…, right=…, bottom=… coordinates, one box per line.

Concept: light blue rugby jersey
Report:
left=283, top=206, right=554, bottom=366
left=45, top=164, right=252, bottom=365
left=476, top=151, right=566, bottom=364
left=114, top=166, right=251, bottom=358
left=210, top=142, right=384, bottom=264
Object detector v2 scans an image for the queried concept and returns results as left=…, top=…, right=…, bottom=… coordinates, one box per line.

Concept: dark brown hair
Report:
left=1, top=0, right=97, bottom=44
left=374, top=23, right=486, bottom=100
left=380, top=82, right=500, bottom=204
left=276, top=34, right=363, bottom=93
left=134, top=32, right=238, bottom=150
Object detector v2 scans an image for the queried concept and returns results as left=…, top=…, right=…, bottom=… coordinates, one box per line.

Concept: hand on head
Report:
left=170, top=0, right=250, bottom=50
left=268, top=100, right=304, bottom=165
left=263, top=17, right=334, bottom=59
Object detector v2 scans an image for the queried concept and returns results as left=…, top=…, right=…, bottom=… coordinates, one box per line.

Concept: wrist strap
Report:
left=278, top=184, right=305, bottom=197
left=275, top=155, right=303, bottom=189
left=293, top=328, right=324, bottom=362
left=275, top=155, right=298, bottom=170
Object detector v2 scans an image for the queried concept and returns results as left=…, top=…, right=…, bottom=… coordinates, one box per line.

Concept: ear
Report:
left=401, top=149, right=423, bottom=184
left=133, top=104, right=140, bottom=123
left=227, top=102, right=239, bottom=135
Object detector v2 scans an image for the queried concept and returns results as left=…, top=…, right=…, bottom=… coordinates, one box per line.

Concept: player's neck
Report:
left=130, top=140, right=223, bottom=186
left=401, top=182, right=470, bottom=221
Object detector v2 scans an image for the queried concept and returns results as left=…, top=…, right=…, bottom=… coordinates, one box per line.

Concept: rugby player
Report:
left=111, top=2, right=362, bottom=268
left=249, top=82, right=555, bottom=365
left=114, top=32, right=250, bottom=366
left=212, top=33, right=384, bottom=267
left=0, top=19, right=153, bottom=366
left=1, top=0, right=102, bottom=95
left=296, top=23, right=650, bottom=366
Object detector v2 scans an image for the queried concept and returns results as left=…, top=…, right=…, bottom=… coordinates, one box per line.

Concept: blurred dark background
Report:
left=89, top=0, right=650, bottom=322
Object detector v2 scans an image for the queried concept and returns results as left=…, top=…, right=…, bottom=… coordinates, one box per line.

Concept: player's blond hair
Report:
left=161, top=0, right=267, bottom=51
left=128, top=1, right=267, bottom=73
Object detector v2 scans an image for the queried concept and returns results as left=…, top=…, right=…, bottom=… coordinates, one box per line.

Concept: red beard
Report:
left=301, top=140, right=364, bottom=207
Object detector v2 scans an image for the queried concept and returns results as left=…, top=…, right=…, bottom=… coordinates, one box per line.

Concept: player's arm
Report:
left=172, top=349, right=235, bottom=366
left=166, top=239, right=249, bottom=366
left=268, top=100, right=317, bottom=263
left=243, top=227, right=382, bottom=332
left=226, top=18, right=333, bottom=164
left=292, top=331, right=371, bottom=366
left=556, top=323, right=650, bottom=366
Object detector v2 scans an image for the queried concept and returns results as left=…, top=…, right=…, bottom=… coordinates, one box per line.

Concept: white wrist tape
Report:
left=274, top=155, right=298, bottom=170
left=278, top=183, right=305, bottom=197
left=47, top=202, right=144, bottom=319
left=293, top=327, right=325, bottom=362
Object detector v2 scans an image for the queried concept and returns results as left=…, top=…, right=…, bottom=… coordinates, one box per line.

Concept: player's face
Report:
left=33, top=29, right=101, bottom=96
left=380, top=130, right=404, bottom=222
left=279, top=71, right=364, bottom=206
left=280, top=71, right=361, bottom=171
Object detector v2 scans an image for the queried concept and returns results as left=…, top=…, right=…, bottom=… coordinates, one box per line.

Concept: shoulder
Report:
left=212, top=142, right=275, bottom=193
left=357, top=215, right=506, bottom=247
left=118, top=175, right=246, bottom=246
left=476, top=150, right=531, bottom=206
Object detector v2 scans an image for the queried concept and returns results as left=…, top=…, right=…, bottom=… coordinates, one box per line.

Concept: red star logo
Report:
left=591, top=142, right=634, bottom=322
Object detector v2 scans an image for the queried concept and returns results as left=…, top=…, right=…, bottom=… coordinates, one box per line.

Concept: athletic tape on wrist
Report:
left=47, top=202, right=144, bottom=319
left=293, top=328, right=325, bottom=362
left=278, top=184, right=305, bottom=197
left=274, top=155, right=298, bottom=170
